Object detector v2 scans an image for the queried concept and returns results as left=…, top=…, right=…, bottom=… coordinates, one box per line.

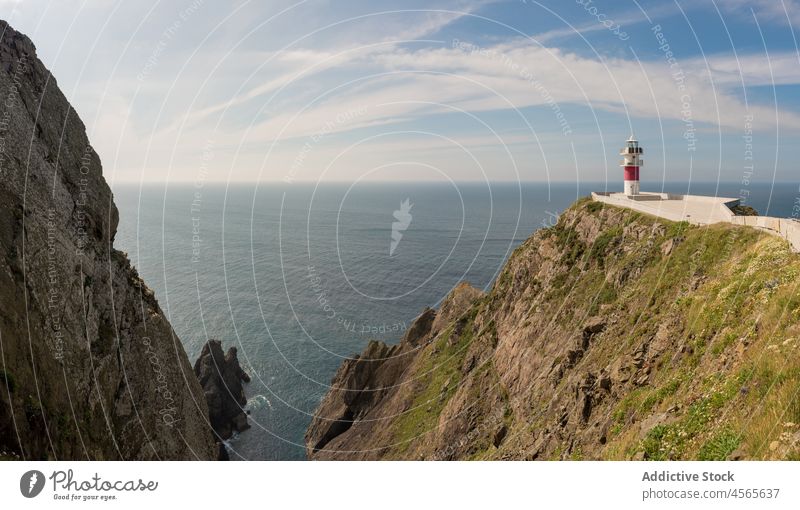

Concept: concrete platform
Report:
left=591, top=191, right=800, bottom=253
left=591, top=192, right=739, bottom=225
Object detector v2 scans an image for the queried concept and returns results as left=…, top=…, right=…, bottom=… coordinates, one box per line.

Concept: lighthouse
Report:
left=620, top=135, right=643, bottom=196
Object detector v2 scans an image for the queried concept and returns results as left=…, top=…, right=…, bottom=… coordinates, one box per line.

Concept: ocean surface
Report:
left=112, top=181, right=800, bottom=460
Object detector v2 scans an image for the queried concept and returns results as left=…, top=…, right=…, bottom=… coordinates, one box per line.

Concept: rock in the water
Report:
left=194, top=340, right=251, bottom=440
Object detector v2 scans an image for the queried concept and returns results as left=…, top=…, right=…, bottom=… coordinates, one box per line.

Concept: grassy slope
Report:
left=375, top=198, right=800, bottom=460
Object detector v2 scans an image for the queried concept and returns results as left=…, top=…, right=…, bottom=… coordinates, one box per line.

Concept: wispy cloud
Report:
left=697, top=51, right=800, bottom=87
left=189, top=39, right=800, bottom=149
left=98, top=30, right=800, bottom=181
left=162, top=3, right=488, bottom=136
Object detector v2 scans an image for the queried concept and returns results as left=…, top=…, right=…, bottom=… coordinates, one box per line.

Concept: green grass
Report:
left=589, top=226, right=622, bottom=267
left=641, top=376, right=683, bottom=413
left=570, top=202, right=800, bottom=460
left=698, top=428, right=740, bottom=460
left=711, top=331, right=738, bottom=356
left=612, top=388, right=647, bottom=425
left=586, top=201, right=604, bottom=213
left=638, top=374, right=743, bottom=460
left=588, top=284, right=618, bottom=316
left=389, top=316, right=477, bottom=453
left=376, top=199, right=800, bottom=460
left=641, top=425, right=669, bottom=460
left=666, top=221, right=691, bottom=238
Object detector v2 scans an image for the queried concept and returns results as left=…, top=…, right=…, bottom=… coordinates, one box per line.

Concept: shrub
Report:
left=586, top=201, right=604, bottom=213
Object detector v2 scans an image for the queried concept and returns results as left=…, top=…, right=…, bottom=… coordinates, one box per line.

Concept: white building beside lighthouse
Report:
left=620, top=135, right=642, bottom=196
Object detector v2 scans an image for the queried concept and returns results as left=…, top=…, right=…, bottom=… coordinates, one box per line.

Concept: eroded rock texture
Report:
left=0, top=20, right=215, bottom=460
left=194, top=340, right=251, bottom=441
left=308, top=199, right=800, bottom=461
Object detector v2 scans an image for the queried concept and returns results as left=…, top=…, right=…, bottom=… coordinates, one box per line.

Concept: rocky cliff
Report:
left=0, top=20, right=216, bottom=460
left=307, top=198, right=800, bottom=460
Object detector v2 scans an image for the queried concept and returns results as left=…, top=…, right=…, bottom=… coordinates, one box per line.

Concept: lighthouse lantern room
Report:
left=620, top=135, right=643, bottom=196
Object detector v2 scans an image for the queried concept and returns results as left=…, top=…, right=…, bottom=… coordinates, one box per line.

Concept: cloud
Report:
left=190, top=38, right=800, bottom=151
left=97, top=31, right=800, bottom=182
left=179, top=2, right=495, bottom=125
left=697, top=51, right=800, bottom=87
left=14, top=0, right=794, bottom=182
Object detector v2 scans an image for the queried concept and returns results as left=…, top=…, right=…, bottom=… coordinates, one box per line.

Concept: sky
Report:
left=2, top=0, right=800, bottom=185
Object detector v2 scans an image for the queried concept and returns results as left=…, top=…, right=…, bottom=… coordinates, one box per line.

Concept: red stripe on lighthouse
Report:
left=624, top=166, right=639, bottom=181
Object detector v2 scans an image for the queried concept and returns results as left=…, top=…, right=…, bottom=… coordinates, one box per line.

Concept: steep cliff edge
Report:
left=307, top=198, right=800, bottom=460
left=0, top=21, right=215, bottom=459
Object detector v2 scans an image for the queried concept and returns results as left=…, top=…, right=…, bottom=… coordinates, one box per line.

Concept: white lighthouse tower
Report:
left=620, top=135, right=643, bottom=196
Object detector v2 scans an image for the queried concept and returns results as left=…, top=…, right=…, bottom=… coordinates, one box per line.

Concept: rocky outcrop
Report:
left=0, top=20, right=215, bottom=459
left=305, top=283, right=484, bottom=459
left=730, top=204, right=758, bottom=217
left=194, top=340, right=251, bottom=441
left=307, top=198, right=800, bottom=460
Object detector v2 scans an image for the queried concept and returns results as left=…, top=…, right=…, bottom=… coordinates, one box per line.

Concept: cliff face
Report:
left=0, top=21, right=215, bottom=460
left=305, top=283, right=484, bottom=457
left=307, top=198, right=800, bottom=460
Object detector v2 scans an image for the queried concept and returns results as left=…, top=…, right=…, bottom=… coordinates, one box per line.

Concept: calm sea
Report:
left=112, top=181, right=800, bottom=460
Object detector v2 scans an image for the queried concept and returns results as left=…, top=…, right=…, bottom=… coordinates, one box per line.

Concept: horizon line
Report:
left=110, top=179, right=800, bottom=185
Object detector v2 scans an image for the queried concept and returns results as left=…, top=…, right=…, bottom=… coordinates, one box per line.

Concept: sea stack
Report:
left=194, top=340, right=251, bottom=441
